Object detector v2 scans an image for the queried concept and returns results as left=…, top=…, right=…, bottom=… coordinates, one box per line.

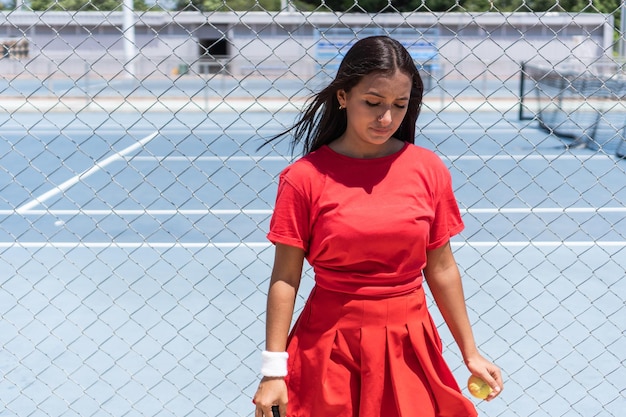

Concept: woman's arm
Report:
left=423, top=242, right=503, bottom=400
left=265, top=243, right=305, bottom=351
left=254, top=243, right=306, bottom=417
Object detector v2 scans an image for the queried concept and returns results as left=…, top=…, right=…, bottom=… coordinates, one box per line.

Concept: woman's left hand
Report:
left=465, top=354, right=503, bottom=401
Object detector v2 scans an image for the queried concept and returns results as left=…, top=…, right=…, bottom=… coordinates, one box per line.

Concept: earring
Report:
left=338, top=104, right=345, bottom=110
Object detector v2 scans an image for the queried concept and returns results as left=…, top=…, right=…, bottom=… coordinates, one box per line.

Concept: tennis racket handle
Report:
left=271, top=405, right=280, bottom=417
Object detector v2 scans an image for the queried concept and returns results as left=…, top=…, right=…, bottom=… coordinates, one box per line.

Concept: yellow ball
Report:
left=467, top=375, right=492, bottom=399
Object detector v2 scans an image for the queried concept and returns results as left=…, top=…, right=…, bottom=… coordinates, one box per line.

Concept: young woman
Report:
left=253, top=35, right=503, bottom=417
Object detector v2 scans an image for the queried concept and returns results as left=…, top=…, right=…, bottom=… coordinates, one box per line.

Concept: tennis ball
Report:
left=467, top=375, right=492, bottom=399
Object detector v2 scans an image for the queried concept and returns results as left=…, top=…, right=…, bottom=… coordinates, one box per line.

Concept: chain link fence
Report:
left=1, top=3, right=625, bottom=417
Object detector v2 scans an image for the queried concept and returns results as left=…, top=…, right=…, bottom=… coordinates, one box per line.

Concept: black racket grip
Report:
left=271, top=405, right=280, bottom=417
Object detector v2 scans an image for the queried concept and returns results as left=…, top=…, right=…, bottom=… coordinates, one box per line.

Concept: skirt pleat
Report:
left=284, top=286, right=478, bottom=417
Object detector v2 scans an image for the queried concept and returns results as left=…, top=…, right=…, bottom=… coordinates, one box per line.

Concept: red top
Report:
left=267, top=143, right=464, bottom=296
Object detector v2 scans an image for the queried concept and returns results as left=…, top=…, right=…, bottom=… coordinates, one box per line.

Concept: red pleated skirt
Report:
left=284, top=285, right=478, bottom=417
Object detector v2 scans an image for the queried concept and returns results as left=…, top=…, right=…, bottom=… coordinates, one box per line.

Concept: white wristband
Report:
left=261, top=350, right=289, bottom=377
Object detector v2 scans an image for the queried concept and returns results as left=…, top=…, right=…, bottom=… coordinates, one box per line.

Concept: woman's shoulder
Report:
left=276, top=150, right=331, bottom=200
left=281, top=155, right=316, bottom=177
left=278, top=149, right=330, bottom=190
left=404, top=143, right=448, bottom=169
left=281, top=148, right=328, bottom=175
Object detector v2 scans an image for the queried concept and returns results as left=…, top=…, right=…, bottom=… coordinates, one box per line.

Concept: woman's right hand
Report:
left=253, top=376, right=288, bottom=417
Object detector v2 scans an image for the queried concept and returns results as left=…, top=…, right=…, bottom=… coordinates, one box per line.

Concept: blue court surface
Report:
left=0, top=101, right=624, bottom=417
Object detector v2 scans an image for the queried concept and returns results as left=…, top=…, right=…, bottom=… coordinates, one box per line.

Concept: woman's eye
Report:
left=365, top=101, right=406, bottom=109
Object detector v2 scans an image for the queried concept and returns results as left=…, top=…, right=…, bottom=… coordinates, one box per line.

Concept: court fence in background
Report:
left=0, top=4, right=625, bottom=417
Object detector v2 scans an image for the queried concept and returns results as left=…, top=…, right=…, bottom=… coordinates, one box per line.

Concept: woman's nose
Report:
left=378, top=109, right=392, bottom=125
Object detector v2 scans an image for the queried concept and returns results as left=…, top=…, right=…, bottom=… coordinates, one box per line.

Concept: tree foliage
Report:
left=172, top=0, right=622, bottom=14
left=16, top=0, right=622, bottom=22
left=175, top=0, right=280, bottom=12
left=26, top=0, right=153, bottom=11
left=20, top=0, right=620, bottom=14
left=174, top=0, right=316, bottom=12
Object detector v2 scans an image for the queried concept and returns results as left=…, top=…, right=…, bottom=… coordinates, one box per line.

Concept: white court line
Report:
left=123, top=154, right=612, bottom=163
left=0, top=209, right=272, bottom=216
left=15, top=131, right=159, bottom=214
left=464, top=207, right=626, bottom=214
left=2, top=207, right=624, bottom=216
left=126, top=156, right=291, bottom=162
left=0, top=241, right=623, bottom=249
left=443, top=154, right=613, bottom=161
left=2, top=127, right=534, bottom=136
left=1, top=128, right=284, bottom=135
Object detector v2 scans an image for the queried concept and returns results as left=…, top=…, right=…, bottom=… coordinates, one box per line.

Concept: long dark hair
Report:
left=263, top=35, right=424, bottom=155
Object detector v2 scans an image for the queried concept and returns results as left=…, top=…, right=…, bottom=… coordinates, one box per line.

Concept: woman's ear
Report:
left=336, top=89, right=347, bottom=108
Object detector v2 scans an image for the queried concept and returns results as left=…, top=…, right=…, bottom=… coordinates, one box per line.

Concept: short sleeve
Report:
left=266, top=175, right=311, bottom=252
left=427, top=168, right=464, bottom=250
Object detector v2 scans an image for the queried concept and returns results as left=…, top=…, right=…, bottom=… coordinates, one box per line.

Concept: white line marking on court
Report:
left=463, top=207, right=626, bottom=214
left=0, top=209, right=272, bottom=216
left=3, top=207, right=624, bottom=216
left=1, top=126, right=523, bottom=135
left=452, top=241, right=626, bottom=248
left=126, top=156, right=291, bottom=162
left=2, top=128, right=284, bottom=135
left=122, top=154, right=612, bottom=163
left=444, top=154, right=612, bottom=161
left=1, top=128, right=145, bottom=134
left=0, top=241, right=623, bottom=249
left=0, top=242, right=270, bottom=249
left=15, top=131, right=160, bottom=214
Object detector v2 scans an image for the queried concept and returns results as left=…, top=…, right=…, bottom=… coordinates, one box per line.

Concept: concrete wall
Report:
left=0, top=10, right=615, bottom=80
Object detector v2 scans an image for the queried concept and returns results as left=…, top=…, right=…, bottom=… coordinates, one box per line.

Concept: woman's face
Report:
left=335, top=70, right=412, bottom=157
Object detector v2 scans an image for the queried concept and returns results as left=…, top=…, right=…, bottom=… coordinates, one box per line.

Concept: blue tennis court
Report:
left=0, top=103, right=624, bottom=417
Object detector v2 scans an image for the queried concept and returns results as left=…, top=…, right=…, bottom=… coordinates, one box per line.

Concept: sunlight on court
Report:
left=1, top=103, right=624, bottom=416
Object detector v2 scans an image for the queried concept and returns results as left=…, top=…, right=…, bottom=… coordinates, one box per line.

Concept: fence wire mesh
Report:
left=0, top=3, right=625, bottom=417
